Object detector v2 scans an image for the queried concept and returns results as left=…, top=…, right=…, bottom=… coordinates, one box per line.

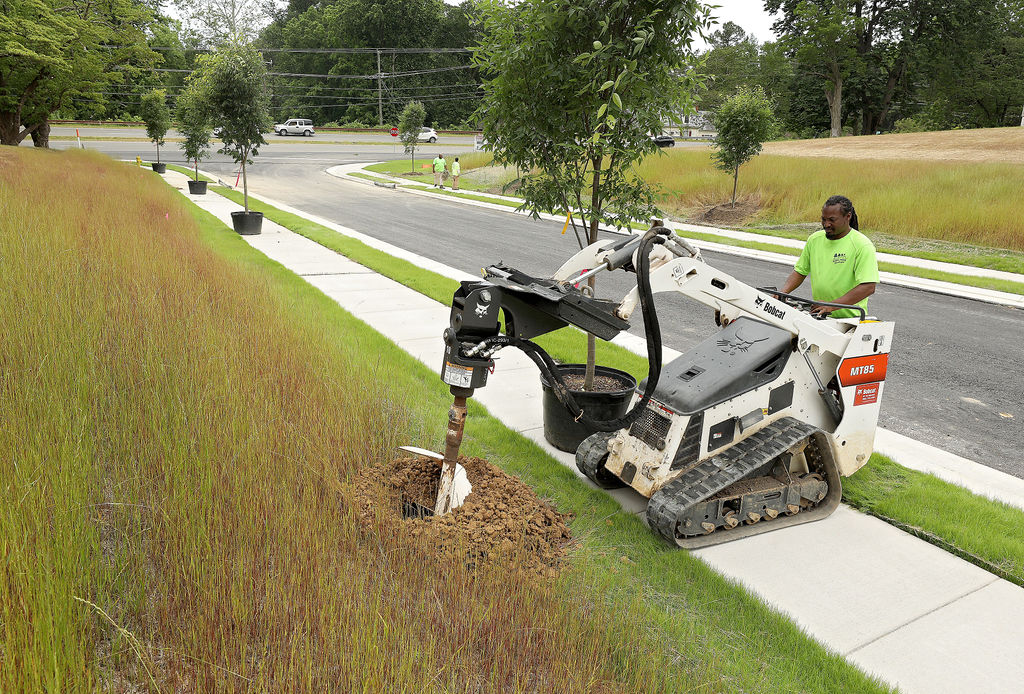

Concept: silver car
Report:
left=275, top=118, right=315, bottom=136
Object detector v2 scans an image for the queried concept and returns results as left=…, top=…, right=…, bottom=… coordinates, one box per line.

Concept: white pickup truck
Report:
left=274, top=118, right=315, bottom=136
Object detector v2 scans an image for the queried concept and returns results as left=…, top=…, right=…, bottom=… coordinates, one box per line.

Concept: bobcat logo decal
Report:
left=717, top=330, right=769, bottom=355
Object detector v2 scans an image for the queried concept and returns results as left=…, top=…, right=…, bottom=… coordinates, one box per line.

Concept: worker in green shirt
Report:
left=451, top=157, right=461, bottom=190
left=779, top=195, right=879, bottom=318
left=432, top=154, right=446, bottom=188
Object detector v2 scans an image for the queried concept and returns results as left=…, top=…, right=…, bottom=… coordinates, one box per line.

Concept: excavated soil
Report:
left=692, top=199, right=761, bottom=225
left=351, top=455, right=574, bottom=578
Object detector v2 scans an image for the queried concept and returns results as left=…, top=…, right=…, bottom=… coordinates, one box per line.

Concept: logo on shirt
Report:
left=832, top=253, right=847, bottom=264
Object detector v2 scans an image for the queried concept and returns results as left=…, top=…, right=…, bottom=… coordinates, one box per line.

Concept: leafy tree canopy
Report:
left=474, top=0, right=710, bottom=239
left=712, top=86, right=776, bottom=206
left=0, top=0, right=158, bottom=145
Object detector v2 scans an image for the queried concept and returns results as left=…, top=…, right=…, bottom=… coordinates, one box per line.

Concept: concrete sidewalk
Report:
left=329, top=163, right=1024, bottom=310
left=165, top=169, right=1024, bottom=693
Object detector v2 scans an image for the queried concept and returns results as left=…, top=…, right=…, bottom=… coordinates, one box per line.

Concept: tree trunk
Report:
left=584, top=157, right=602, bottom=392
left=0, top=111, right=23, bottom=146
left=825, top=68, right=844, bottom=137
left=155, top=142, right=161, bottom=164
left=30, top=121, right=50, bottom=148
left=242, top=155, right=249, bottom=213
left=732, top=165, right=738, bottom=207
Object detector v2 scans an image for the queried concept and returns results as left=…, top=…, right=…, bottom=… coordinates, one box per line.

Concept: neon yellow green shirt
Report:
left=794, top=229, right=879, bottom=318
left=451, top=161, right=460, bottom=176
left=433, top=157, right=445, bottom=173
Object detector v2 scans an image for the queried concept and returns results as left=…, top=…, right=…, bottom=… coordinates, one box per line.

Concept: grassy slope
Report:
left=2, top=147, right=892, bottom=692
left=197, top=177, right=1024, bottom=593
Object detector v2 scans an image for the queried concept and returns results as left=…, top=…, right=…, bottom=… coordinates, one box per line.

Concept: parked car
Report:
left=474, top=133, right=489, bottom=151
left=418, top=127, right=438, bottom=143
left=650, top=133, right=675, bottom=148
left=274, top=118, right=315, bottom=137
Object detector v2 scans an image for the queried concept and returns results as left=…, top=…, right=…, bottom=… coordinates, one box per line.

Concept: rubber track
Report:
left=576, top=432, right=625, bottom=489
left=647, top=417, right=819, bottom=545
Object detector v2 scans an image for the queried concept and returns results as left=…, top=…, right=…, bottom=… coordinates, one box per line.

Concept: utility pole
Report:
left=377, top=49, right=383, bottom=126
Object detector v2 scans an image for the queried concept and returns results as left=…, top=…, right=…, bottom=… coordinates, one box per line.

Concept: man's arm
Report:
left=832, top=282, right=876, bottom=307
left=779, top=271, right=806, bottom=295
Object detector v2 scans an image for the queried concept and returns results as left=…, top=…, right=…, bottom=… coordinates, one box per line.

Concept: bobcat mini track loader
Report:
left=437, top=226, right=893, bottom=548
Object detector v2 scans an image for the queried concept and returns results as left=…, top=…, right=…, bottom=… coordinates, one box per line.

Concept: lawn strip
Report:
left=204, top=183, right=1024, bottom=592
left=843, top=456, right=1024, bottom=587
left=178, top=192, right=892, bottom=692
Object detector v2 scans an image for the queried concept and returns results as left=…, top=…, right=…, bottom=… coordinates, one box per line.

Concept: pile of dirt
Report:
left=351, top=455, right=574, bottom=578
left=692, top=199, right=761, bottom=225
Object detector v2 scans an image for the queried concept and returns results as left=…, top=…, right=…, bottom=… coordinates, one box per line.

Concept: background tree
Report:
left=712, top=86, right=776, bottom=207
left=256, top=0, right=481, bottom=128
left=0, top=0, right=157, bottom=146
left=698, top=22, right=760, bottom=112
left=195, top=41, right=271, bottom=212
left=139, top=89, right=171, bottom=165
left=770, top=0, right=857, bottom=137
left=175, top=82, right=211, bottom=180
left=174, top=0, right=270, bottom=46
left=398, top=99, right=426, bottom=173
left=474, top=0, right=709, bottom=388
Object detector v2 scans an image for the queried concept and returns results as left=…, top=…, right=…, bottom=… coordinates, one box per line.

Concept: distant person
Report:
left=778, top=194, right=879, bottom=318
left=432, top=154, right=446, bottom=188
left=451, top=157, right=461, bottom=190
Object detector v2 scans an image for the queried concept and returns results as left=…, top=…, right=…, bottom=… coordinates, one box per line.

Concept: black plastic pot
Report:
left=187, top=179, right=207, bottom=195
left=151, top=162, right=166, bottom=173
left=540, top=364, right=637, bottom=453
left=231, top=211, right=263, bottom=235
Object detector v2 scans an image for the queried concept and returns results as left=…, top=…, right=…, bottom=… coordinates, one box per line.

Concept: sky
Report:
left=701, top=0, right=779, bottom=46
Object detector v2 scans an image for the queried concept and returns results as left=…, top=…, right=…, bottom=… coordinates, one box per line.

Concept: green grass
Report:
left=843, top=456, right=1024, bottom=586
left=202, top=175, right=1024, bottom=593
left=346, top=171, right=395, bottom=184
left=2, top=146, right=894, bottom=692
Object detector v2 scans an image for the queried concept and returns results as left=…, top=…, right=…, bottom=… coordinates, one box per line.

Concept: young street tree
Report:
left=712, top=86, right=776, bottom=208
left=139, top=90, right=171, bottom=166
left=175, top=82, right=212, bottom=180
left=195, top=41, right=271, bottom=212
left=398, top=100, right=426, bottom=173
left=474, top=0, right=709, bottom=388
left=0, top=0, right=157, bottom=147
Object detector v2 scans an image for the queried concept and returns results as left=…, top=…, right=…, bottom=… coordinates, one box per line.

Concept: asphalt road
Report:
left=65, top=139, right=1024, bottom=479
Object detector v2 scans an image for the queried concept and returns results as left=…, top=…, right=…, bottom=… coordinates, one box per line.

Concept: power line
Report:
left=153, top=64, right=476, bottom=80
left=142, top=45, right=471, bottom=55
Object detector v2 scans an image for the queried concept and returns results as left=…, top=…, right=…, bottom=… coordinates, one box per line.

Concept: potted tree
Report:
left=475, top=0, right=708, bottom=451
left=195, top=40, right=271, bottom=234
left=139, top=89, right=170, bottom=173
left=175, top=82, right=212, bottom=195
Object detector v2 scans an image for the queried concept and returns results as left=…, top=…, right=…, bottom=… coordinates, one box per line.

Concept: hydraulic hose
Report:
left=480, top=228, right=667, bottom=431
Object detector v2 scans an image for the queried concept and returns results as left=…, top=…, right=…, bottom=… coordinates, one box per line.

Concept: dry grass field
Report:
left=764, top=127, right=1024, bottom=163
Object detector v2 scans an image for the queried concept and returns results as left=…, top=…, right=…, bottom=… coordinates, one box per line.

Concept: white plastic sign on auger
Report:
left=396, top=446, right=472, bottom=510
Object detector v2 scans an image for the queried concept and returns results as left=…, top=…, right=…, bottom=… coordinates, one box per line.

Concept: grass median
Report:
left=197, top=166, right=1024, bottom=591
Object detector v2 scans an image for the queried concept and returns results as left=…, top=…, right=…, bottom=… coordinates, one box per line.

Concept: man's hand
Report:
left=809, top=304, right=833, bottom=318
